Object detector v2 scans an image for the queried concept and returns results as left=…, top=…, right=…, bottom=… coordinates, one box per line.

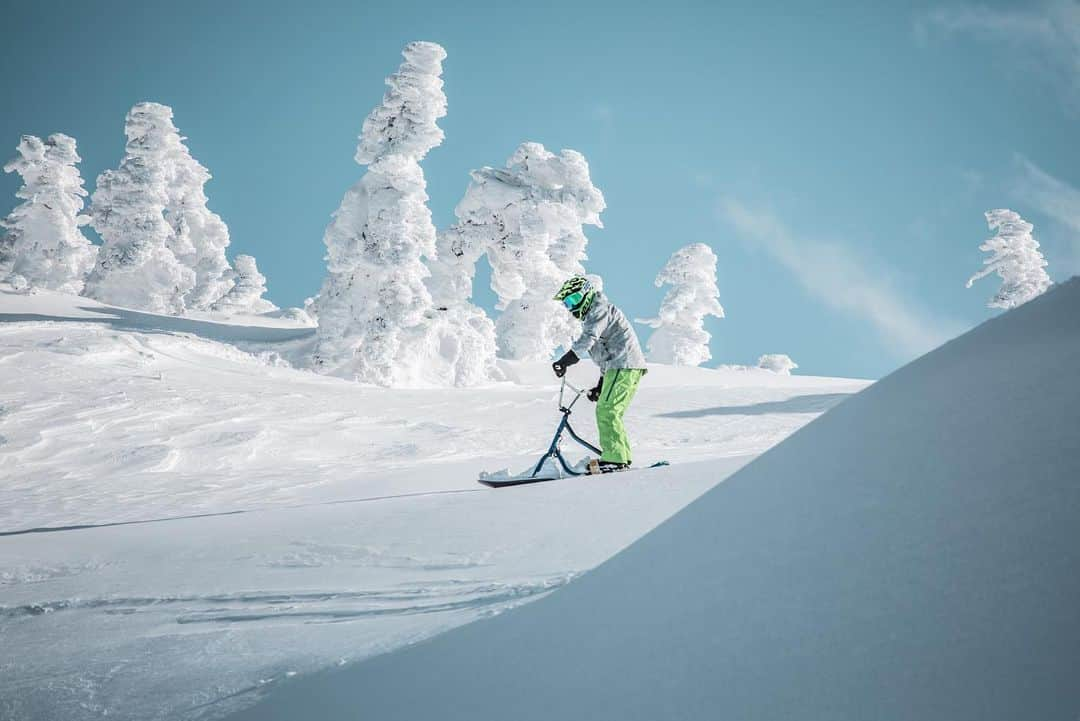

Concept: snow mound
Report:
left=757, top=352, right=797, bottom=374
left=231, top=280, right=1080, bottom=721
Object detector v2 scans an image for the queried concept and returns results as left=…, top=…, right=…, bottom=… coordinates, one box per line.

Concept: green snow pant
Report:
left=596, top=368, right=645, bottom=464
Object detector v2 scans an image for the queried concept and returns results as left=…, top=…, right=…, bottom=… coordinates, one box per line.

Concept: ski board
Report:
left=478, top=461, right=670, bottom=488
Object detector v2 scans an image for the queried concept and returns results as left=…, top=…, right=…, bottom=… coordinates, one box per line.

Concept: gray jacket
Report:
left=570, top=291, right=648, bottom=373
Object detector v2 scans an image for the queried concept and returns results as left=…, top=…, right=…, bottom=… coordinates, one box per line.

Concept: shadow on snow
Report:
left=0, top=301, right=314, bottom=344
left=657, top=392, right=853, bottom=418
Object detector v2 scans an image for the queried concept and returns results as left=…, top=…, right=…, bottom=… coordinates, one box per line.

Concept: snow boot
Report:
left=587, top=459, right=631, bottom=475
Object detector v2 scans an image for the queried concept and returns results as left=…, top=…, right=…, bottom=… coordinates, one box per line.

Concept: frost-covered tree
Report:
left=311, top=41, right=447, bottom=385
left=0, top=231, right=12, bottom=277
left=421, top=222, right=498, bottom=386
left=1, top=134, right=96, bottom=293
left=211, top=254, right=276, bottom=314
left=637, top=243, right=725, bottom=366
left=447, top=142, right=605, bottom=361
left=966, top=209, right=1052, bottom=309
left=758, top=353, right=798, bottom=375
left=84, top=102, right=194, bottom=313
left=164, top=129, right=234, bottom=310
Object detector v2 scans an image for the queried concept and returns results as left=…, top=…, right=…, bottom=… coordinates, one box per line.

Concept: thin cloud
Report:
left=917, top=1, right=1080, bottom=112
left=1012, top=154, right=1080, bottom=271
left=590, top=103, right=615, bottom=134
left=1013, top=154, right=1080, bottom=234
left=717, top=198, right=965, bottom=359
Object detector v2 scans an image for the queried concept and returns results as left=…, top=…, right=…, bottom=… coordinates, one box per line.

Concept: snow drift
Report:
left=231, top=279, right=1080, bottom=721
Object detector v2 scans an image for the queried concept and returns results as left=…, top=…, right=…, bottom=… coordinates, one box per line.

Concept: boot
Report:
left=587, top=459, right=631, bottom=475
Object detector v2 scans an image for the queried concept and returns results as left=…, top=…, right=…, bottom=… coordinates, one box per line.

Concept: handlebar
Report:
left=559, top=377, right=586, bottom=412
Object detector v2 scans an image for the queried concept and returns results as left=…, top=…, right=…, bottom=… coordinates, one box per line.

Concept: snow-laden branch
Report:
left=355, top=41, right=447, bottom=165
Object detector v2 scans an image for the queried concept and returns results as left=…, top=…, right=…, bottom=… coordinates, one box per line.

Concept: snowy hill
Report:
left=0, top=286, right=866, bottom=720
left=228, top=280, right=1080, bottom=721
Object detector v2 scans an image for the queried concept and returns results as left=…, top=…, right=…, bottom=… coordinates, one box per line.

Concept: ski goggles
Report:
left=561, top=291, right=585, bottom=309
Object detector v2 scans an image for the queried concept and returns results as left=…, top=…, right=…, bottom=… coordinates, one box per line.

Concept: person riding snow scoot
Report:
left=552, top=276, right=648, bottom=474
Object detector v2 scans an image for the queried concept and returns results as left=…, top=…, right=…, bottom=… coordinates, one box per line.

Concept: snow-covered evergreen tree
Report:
left=448, top=142, right=605, bottom=361
left=966, top=209, right=1052, bottom=309
left=84, top=102, right=194, bottom=313
left=1, top=134, right=96, bottom=293
left=637, top=243, right=725, bottom=366
left=164, top=129, right=234, bottom=310
left=211, top=254, right=276, bottom=314
left=311, top=41, right=447, bottom=385
left=758, top=354, right=798, bottom=375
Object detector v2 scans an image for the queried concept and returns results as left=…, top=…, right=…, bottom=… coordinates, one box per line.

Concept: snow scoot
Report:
left=478, top=378, right=668, bottom=488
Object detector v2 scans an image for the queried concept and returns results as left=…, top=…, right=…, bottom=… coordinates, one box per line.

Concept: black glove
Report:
left=552, top=349, right=579, bottom=378
left=587, top=376, right=604, bottom=402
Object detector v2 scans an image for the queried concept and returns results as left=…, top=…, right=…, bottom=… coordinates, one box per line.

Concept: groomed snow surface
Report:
left=0, top=285, right=866, bottom=721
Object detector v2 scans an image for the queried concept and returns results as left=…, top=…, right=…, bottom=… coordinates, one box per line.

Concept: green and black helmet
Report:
left=554, top=276, right=597, bottom=320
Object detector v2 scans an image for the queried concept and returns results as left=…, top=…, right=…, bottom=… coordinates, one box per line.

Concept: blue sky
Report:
left=2, top=0, right=1077, bottom=378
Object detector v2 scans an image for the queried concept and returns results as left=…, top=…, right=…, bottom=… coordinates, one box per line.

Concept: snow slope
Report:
left=0, top=286, right=866, bottom=720
left=229, top=279, right=1080, bottom=721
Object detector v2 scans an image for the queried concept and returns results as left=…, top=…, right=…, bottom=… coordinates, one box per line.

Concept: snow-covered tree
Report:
left=0, top=192, right=14, bottom=275
left=422, top=222, right=498, bottom=386
left=1, top=134, right=96, bottom=293
left=966, top=209, right=1052, bottom=309
left=84, top=102, right=194, bottom=313
left=164, top=128, right=234, bottom=310
left=211, top=254, right=276, bottom=314
left=311, top=41, right=447, bottom=385
left=0, top=230, right=12, bottom=277
left=637, top=243, right=725, bottom=366
left=758, top=353, right=798, bottom=375
left=427, top=213, right=488, bottom=316
left=448, top=142, right=605, bottom=361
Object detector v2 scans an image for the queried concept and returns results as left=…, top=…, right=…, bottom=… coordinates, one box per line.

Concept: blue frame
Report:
left=529, top=380, right=603, bottom=478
